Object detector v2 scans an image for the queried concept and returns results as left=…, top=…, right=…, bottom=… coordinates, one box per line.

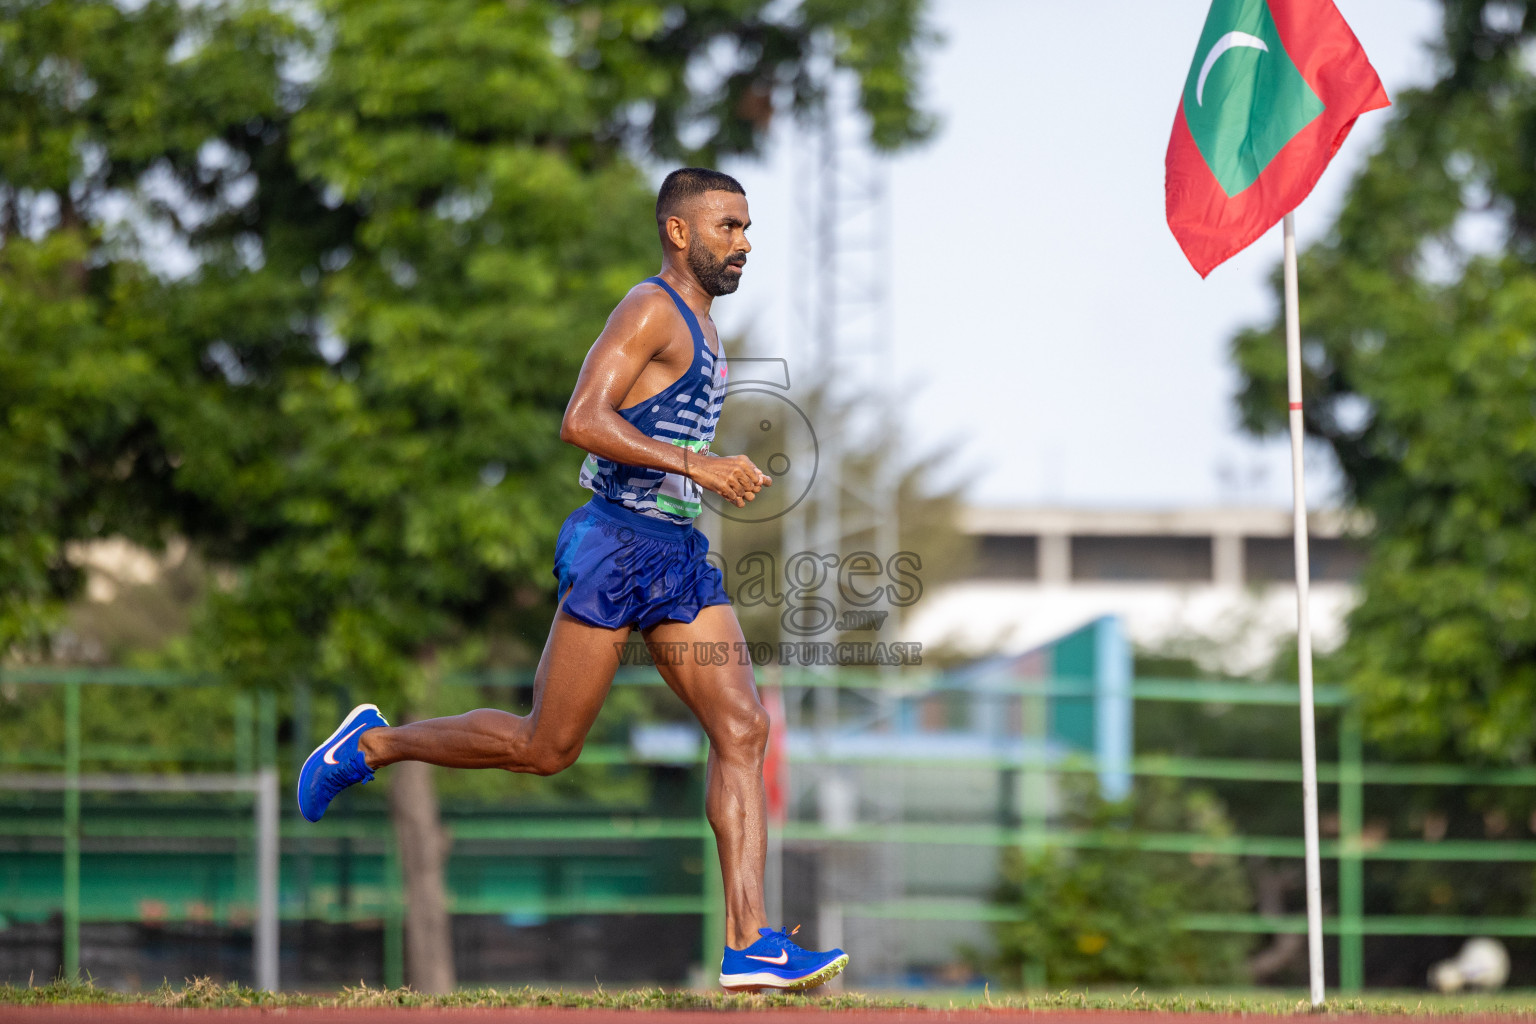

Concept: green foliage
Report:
left=1231, top=0, right=1536, bottom=764
left=0, top=0, right=305, bottom=654
left=989, top=777, right=1253, bottom=988
left=0, top=680, right=257, bottom=774
left=566, top=0, right=938, bottom=160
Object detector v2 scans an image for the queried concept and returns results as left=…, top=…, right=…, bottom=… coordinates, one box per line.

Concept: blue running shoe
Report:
left=719, top=926, right=848, bottom=992
left=297, top=703, right=388, bottom=822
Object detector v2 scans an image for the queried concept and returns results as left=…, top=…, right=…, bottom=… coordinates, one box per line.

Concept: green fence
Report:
left=3, top=666, right=1535, bottom=990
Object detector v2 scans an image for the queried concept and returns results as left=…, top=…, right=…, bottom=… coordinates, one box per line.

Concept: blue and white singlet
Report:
left=578, top=276, right=729, bottom=524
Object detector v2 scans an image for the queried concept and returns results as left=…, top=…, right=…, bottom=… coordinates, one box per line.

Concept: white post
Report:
left=254, top=766, right=280, bottom=991
left=1283, top=212, right=1325, bottom=1006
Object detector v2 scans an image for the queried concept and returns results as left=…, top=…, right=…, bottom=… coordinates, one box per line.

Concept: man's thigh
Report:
left=642, top=604, right=763, bottom=740
left=526, top=608, right=633, bottom=751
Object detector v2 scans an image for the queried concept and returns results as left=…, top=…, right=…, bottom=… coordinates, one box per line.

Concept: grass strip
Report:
left=914, top=987, right=1536, bottom=1016
left=0, top=976, right=910, bottom=1010
left=5, top=977, right=1536, bottom=1014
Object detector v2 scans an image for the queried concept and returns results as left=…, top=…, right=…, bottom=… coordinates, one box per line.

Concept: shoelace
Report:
left=318, top=755, right=372, bottom=799
left=763, top=925, right=806, bottom=954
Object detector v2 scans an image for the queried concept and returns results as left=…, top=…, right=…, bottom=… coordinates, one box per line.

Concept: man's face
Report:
left=682, top=191, right=751, bottom=296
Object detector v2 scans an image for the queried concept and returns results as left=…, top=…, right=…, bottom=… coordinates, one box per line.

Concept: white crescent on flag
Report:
left=1196, top=31, right=1270, bottom=106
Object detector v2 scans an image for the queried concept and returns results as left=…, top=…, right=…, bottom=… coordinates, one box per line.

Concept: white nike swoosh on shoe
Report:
left=744, top=951, right=789, bottom=964
left=304, top=703, right=380, bottom=770
left=323, top=722, right=371, bottom=766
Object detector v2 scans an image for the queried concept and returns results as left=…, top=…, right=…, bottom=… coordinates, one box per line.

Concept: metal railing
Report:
left=3, top=666, right=1533, bottom=991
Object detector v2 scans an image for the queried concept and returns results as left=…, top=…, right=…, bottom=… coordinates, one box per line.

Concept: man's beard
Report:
left=687, top=244, right=745, bottom=296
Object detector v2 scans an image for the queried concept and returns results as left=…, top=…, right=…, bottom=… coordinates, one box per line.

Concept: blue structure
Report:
left=931, top=615, right=1133, bottom=800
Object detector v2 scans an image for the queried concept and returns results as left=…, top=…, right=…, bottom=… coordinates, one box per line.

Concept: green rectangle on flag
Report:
left=1181, top=0, right=1325, bottom=197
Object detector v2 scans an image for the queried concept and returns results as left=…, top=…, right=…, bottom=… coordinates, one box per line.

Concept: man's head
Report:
left=656, top=167, right=750, bottom=296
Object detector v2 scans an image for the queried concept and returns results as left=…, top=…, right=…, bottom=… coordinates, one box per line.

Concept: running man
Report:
left=296, top=168, right=849, bottom=993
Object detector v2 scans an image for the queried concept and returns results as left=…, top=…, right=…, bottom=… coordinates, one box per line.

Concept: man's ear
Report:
left=664, top=214, right=690, bottom=252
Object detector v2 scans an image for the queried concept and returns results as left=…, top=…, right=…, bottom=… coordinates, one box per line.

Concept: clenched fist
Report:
left=688, top=453, right=771, bottom=508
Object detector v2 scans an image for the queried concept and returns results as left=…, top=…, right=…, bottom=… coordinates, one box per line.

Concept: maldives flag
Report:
left=1166, top=0, right=1389, bottom=277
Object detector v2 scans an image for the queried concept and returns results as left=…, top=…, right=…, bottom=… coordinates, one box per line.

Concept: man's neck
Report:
left=658, top=261, right=713, bottom=318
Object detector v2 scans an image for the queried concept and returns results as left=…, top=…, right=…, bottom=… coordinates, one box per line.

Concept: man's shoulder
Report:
left=603, top=280, right=682, bottom=342
left=621, top=278, right=673, bottom=310
left=607, top=279, right=671, bottom=316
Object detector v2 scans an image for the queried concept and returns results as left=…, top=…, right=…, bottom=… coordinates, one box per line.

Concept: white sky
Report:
left=710, top=0, right=1443, bottom=510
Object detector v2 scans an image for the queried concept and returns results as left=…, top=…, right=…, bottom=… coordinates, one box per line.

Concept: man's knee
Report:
left=718, top=702, right=770, bottom=758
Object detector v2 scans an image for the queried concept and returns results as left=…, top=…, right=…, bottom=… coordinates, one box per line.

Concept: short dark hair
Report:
left=656, top=167, right=745, bottom=223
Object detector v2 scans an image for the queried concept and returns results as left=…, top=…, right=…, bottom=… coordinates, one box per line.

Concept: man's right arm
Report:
left=559, top=290, right=769, bottom=508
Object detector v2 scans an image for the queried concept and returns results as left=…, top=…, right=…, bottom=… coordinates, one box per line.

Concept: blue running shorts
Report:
left=553, top=495, right=731, bottom=631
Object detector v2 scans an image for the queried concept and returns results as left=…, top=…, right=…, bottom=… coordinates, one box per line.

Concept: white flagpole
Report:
left=1283, top=211, right=1326, bottom=1006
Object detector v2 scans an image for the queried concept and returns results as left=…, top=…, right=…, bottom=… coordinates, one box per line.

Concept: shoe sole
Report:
left=720, top=953, right=849, bottom=993
left=297, top=703, right=382, bottom=820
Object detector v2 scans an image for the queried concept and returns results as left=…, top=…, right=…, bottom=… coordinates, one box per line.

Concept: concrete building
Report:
left=903, top=505, right=1368, bottom=673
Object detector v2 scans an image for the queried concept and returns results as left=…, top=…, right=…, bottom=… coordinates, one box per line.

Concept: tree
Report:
left=1231, top=0, right=1536, bottom=765
left=0, top=0, right=306, bottom=654
left=989, top=776, right=1253, bottom=987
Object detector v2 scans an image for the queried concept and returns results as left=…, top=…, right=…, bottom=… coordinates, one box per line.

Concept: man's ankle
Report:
left=359, top=728, right=387, bottom=769
left=726, top=925, right=769, bottom=950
